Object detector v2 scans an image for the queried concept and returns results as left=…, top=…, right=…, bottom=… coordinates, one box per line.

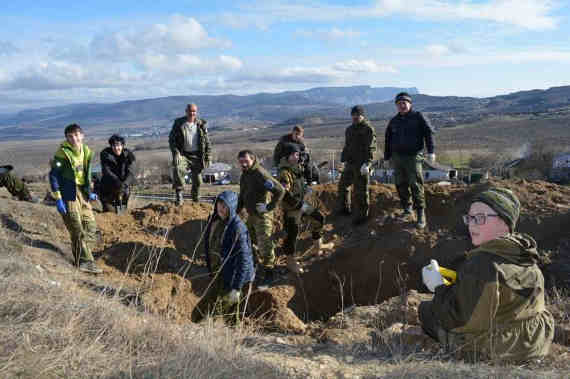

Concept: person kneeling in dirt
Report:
left=99, top=134, right=136, bottom=213
left=49, top=124, right=102, bottom=274
left=419, top=187, right=554, bottom=362
left=0, top=165, right=39, bottom=203
left=278, top=143, right=333, bottom=274
left=192, top=190, right=255, bottom=324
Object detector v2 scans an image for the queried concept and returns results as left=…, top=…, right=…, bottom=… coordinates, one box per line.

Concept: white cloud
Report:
left=425, top=44, right=451, bottom=57
left=297, top=27, right=361, bottom=41
left=333, top=59, right=397, bottom=73
left=221, top=0, right=557, bottom=30
left=0, top=41, right=20, bottom=56
left=140, top=54, right=243, bottom=75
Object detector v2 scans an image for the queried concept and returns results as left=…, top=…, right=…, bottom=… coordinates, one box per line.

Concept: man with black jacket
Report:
left=384, top=92, right=435, bottom=228
left=99, top=134, right=136, bottom=213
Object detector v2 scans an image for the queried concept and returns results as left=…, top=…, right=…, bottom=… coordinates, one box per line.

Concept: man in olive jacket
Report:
left=169, top=103, right=211, bottom=204
left=384, top=92, right=435, bottom=228
left=237, top=150, right=284, bottom=289
left=337, top=105, right=376, bottom=225
left=0, top=165, right=38, bottom=202
left=419, top=188, right=554, bottom=362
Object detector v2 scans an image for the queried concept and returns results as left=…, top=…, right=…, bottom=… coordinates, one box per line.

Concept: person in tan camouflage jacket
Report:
left=419, top=187, right=554, bottom=362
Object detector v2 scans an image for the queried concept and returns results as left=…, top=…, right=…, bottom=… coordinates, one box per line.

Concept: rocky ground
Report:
left=1, top=179, right=569, bottom=377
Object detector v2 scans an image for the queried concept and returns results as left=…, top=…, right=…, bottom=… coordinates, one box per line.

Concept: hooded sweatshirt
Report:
left=204, top=190, right=255, bottom=291
left=428, top=233, right=554, bottom=361
left=49, top=141, right=94, bottom=201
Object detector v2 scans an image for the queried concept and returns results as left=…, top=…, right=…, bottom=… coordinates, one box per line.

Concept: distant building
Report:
left=201, top=162, right=232, bottom=184
left=372, top=161, right=457, bottom=183
left=550, top=152, right=570, bottom=183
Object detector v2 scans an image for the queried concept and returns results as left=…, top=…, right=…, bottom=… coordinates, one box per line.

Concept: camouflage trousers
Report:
left=283, top=207, right=325, bottom=256
left=191, top=275, right=252, bottom=325
left=0, top=171, right=28, bottom=199
left=337, top=162, right=370, bottom=218
left=61, top=188, right=97, bottom=265
left=246, top=212, right=276, bottom=268
left=392, top=152, right=426, bottom=210
left=172, top=152, right=203, bottom=200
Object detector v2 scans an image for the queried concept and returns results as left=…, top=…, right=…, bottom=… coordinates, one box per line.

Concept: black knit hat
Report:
left=283, top=143, right=301, bottom=157
left=395, top=92, right=412, bottom=103
left=351, top=105, right=365, bottom=116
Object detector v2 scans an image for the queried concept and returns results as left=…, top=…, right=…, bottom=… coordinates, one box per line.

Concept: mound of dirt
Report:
left=87, top=179, right=569, bottom=331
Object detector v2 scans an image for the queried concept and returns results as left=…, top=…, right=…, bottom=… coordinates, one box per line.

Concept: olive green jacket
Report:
left=168, top=116, right=211, bottom=167
left=429, top=233, right=554, bottom=361
left=278, top=157, right=306, bottom=212
left=237, top=159, right=284, bottom=215
left=340, top=119, right=376, bottom=165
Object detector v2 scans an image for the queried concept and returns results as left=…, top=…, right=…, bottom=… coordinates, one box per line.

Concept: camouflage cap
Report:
left=472, top=187, right=521, bottom=232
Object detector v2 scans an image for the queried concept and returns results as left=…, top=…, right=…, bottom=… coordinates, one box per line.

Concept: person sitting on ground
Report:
left=0, top=165, right=39, bottom=202
left=99, top=134, right=136, bottom=213
left=419, top=187, right=554, bottom=362
left=278, top=143, right=333, bottom=274
left=191, top=190, right=255, bottom=324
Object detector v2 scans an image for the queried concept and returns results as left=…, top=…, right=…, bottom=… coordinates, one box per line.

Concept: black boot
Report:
left=416, top=208, right=427, bottom=229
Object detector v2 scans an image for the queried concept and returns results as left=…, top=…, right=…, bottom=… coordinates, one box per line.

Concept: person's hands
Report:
left=300, top=202, right=314, bottom=214
left=56, top=199, right=67, bottom=215
left=422, top=259, right=445, bottom=292
left=360, top=163, right=370, bottom=176
left=89, top=193, right=98, bottom=201
left=427, top=153, right=436, bottom=163
left=224, top=289, right=240, bottom=305
left=256, top=203, right=268, bottom=214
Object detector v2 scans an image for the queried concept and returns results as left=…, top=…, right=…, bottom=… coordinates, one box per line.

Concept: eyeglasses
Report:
left=462, top=213, right=499, bottom=225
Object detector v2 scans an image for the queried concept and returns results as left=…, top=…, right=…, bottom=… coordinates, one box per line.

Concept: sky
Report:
left=1, top=0, right=569, bottom=113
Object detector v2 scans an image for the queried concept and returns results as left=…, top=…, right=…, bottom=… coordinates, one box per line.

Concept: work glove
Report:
left=224, top=289, right=240, bottom=305
left=56, top=199, right=67, bottom=215
left=427, top=153, right=436, bottom=163
left=422, top=259, right=445, bottom=292
left=256, top=203, right=268, bottom=214
left=360, top=163, right=370, bottom=176
left=300, top=201, right=314, bottom=215
left=89, top=193, right=98, bottom=201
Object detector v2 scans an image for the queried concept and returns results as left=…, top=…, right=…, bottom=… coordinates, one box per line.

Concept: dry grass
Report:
left=0, top=247, right=287, bottom=378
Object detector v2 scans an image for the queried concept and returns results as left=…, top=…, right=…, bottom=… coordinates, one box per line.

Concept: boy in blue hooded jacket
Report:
left=191, top=190, right=255, bottom=323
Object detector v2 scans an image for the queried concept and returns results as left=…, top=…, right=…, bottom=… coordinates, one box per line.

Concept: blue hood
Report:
left=216, top=190, right=238, bottom=220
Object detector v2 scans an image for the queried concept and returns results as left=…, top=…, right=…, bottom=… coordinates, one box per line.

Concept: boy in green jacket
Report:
left=419, top=187, right=554, bottom=362
left=49, top=124, right=102, bottom=274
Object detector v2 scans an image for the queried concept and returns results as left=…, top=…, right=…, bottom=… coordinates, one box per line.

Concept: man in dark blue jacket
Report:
left=192, top=190, right=255, bottom=324
left=384, top=92, right=435, bottom=228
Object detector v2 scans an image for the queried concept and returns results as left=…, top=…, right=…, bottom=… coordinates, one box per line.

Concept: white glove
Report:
left=422, top=259, right=445, bottom=293
left=427, top=153, right=436, bottom=163
left=300, top=201, right=314, bottom=214
left=226, top=289, right=240, bottom=305
left=256, top=203, right=268, bottom=214
left=360, top=163, right=370, bottom=176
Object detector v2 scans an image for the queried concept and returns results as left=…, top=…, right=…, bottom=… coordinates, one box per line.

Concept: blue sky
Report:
left=1, top=0, right=569, bottom=112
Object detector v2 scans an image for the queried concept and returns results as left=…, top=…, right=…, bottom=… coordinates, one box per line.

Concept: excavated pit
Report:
left=93, top=180, right=570, bottom=329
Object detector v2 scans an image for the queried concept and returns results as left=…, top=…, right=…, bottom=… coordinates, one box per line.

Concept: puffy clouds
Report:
left=296, top=27, right=361, bottom=41
left=333, top=59, right=397, bottom=73
left=140, top=54, right=243, bottom=75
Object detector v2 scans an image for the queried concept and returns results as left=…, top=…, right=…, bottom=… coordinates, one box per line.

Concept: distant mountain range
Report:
left=0, top=86, right=417, bottom=139
left=1, top=84, right=570, bottom=140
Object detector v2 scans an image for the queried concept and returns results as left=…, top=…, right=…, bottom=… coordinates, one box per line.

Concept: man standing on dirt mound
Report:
left=278, top=143, right=334, bottom=274
left=49, top=124, right=102, bottom=274
left=337, top=105, right=377, bottom=225
left=237, top=150, right=284, bottom=289
left=0, top=165, right=39, bottom=202
left=419, top=187, right=554, bottom=362
left=169, top=103, right=211, bottom=205
left=384, top=92, right=435, bottom=229
left=99, top=134, right=136, bottom=213
left=192, top=190, right=255, bottom=324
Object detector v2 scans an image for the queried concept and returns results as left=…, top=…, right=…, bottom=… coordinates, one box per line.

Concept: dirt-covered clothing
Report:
left=0, top=166, right=33, bottom=200
left=384, top=110, right=434, bottom=161
left=273, top=134, right=307, bottom=167
left=61, top=188, right=97, bottom=265
left=237, top=159, right=284, bottom=215
left=169, top=117, right=210, bottom=166
left=419, top=233, right=554, bottom=362
left=49, top=141, right=94, bottom=202
left=278, top=157, right=325, bottom=256
left=340, top=119, right=376, bottom=166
